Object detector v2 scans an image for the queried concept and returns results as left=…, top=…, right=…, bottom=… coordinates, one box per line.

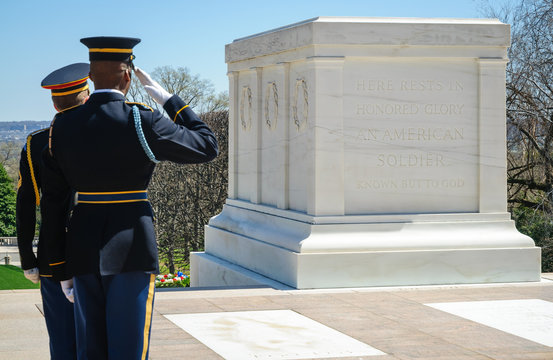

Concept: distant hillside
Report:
left=0, top=121, right=51, bottom=142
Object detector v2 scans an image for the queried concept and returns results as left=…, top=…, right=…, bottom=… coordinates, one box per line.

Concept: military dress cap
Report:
left=41, top=63, right=90, bottom=97
left=80, top=36, right=141, bottom=62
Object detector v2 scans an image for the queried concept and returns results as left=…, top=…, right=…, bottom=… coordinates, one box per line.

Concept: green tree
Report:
left=0, top=141, right=22, bottom=186
left=0, top=162, right=16, bottom=236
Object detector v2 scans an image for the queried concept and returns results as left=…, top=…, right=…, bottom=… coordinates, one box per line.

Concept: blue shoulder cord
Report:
left=133, top=105, right=160, bottom=164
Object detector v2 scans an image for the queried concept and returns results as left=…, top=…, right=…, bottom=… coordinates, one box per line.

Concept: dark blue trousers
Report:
left=73, top=272, right=155, bottom=360
left=40, top=276, right=77, bottom=360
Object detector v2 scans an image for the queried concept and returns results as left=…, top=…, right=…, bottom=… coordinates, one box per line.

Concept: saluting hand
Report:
left=134, top=67, right=172, bottom=106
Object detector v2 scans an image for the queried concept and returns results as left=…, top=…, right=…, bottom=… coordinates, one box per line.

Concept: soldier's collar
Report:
left=57, top=103, right=82, bottom=113
left=92, top=89, right=125, bottom=96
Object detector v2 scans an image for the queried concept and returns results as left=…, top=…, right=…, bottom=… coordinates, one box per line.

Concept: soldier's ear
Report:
left=88, top=71, right=94, bottom=82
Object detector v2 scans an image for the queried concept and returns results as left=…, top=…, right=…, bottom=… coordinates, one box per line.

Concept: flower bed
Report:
left=155, top=271, right=190, bottom=288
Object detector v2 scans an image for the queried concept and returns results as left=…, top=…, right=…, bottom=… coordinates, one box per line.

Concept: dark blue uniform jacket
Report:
left=16, top=129, right=53, bottom=274
left=41, top=91, right=218, bottom=280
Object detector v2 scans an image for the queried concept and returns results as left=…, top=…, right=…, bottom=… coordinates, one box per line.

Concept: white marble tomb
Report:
left=190, top=17, right=541, bottom=289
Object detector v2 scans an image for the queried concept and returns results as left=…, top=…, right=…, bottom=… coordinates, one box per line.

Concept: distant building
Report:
left=0, top=121, right=51, bottom=143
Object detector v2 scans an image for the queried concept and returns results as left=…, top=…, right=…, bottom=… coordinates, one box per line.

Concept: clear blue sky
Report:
left=0, top=0, right=511, bottom=122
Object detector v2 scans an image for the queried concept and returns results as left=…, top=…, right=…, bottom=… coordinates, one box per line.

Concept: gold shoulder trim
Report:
left=126, top=101, right=154, bottom=112
left=28, top=127, right=49, bottom=137
left=17, top=171, right=22, bottom=191
left=48, top=114, right=58, bottom=157
left=25, top=133, right=41, bottom=205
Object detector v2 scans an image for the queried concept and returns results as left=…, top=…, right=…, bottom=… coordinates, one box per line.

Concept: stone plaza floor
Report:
left=1, top=274, right=552, bottom=360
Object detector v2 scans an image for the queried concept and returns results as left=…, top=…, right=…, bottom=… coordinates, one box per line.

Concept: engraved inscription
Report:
left=357, top=178, right=465, bottom=190
left=355, top=103, right=464, bottom=116
left=376, top=152, right=445, bottom=167
left=356, top=79, right=394, bottom=91
left=357, top=128, right=464, bottom=141
left=355, top=79, right=464, bottom=92
left=348, top=75, right=473, bottom=200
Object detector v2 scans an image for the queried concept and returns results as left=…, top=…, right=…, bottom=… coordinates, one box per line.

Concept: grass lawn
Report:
left=0, top=265, right=40, bottom=290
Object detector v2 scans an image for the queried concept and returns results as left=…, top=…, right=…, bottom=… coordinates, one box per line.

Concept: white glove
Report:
left=24, top=268, right=39, bottom=284
left=134, top=67, right=172, bottom=106
left=60, top=279, right=75, bottom=303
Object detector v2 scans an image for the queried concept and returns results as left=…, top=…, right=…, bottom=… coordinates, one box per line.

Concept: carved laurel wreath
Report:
left=292, top=78, right=308, bottom=131
left=239, top=86, right=252, bottom=131
left=264, top=81, right=278, bottom=130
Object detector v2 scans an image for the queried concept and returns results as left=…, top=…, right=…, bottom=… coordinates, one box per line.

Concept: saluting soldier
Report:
left=17, top=62, right=90, bottom=360
left=41, top=36, right=218, bottom=360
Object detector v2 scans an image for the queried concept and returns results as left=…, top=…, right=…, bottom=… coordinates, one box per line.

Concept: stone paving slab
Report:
left=0, top=277, right=552, bottom=359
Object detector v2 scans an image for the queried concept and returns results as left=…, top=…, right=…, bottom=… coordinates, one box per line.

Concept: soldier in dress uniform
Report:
left=41, top=36, right=218, bottom=359
left=17, top=62, right=90, bottom=360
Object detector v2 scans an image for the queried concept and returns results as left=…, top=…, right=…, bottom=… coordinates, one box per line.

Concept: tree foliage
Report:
left=128, top=66, right=229, bottom=273
left=149, top=111, right=228, bottom=273
left=513, top=207, right=553, bottom=271
left=498, top=0, right=553, bottom=211
left=128, top=66, right=228, bottom=115
left=0, top=141, right=22, bottom=186
left=484, top=0, right=553, bottom=271
left=0, top=162, right=16, bottom=236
